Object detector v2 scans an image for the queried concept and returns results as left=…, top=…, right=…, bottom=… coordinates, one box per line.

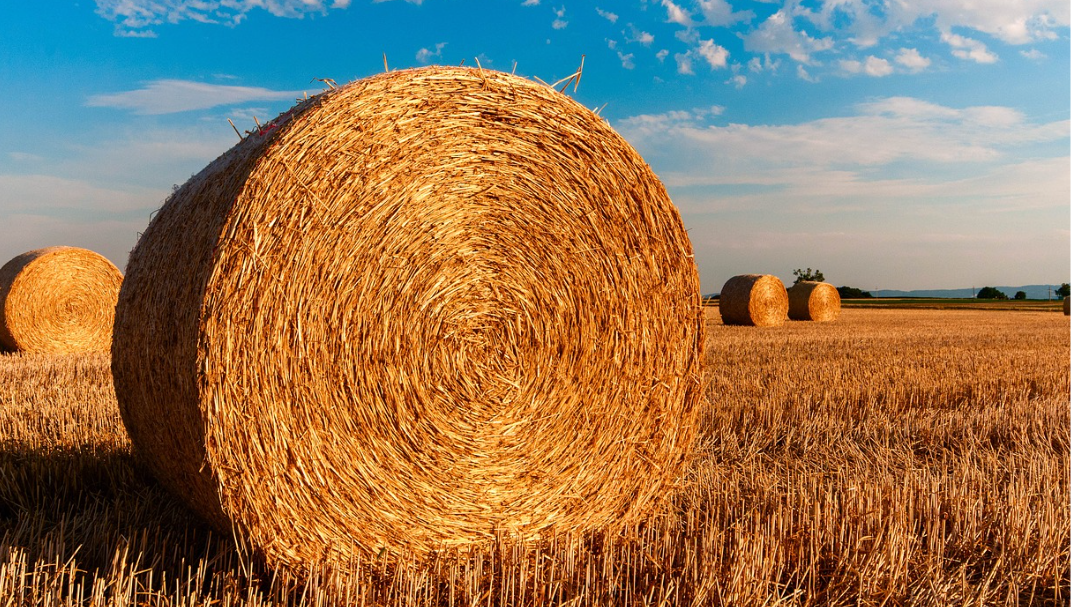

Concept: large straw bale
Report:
left=788, top=281, right=841, bottom=322
left=111, top=66, right=704, bottom=574
left=0, top=247, right=122, bottom=353
left=718, top=274, right=788, bottom=327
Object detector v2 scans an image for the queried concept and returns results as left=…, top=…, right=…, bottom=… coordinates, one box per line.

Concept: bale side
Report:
left=112, top=66, right=704, bottom=574
left=1064, top=296, right=1070, bottom=316
left=788, top=281, right=841, bottom=322
left=0, top=247, right=123, bottom=353
left=719, top=274, right=788, bottom=327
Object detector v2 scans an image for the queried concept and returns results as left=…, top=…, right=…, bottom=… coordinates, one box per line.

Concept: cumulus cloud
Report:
left=697, top=39, right=729, bottom=69
left=697, top=0, right=753, bottom=26
left=839, top=55, right=893, bottom=77
left=675, top=51, right=695, bottom=75
left=86, top=80, right=303, bottom=115
left=942, top=31, right=998, bottom=63
left=656, top=49, right=670, bottom=62
left=661, top=0, right=695, bottom=27
left=1021, top=49, right=1047, bottom=60
left=95, top=0, right=352, bottom=34
left=744, top=10, right=833, bottom=64
left=895, top=48, right=931, bottom=72
left=789, top=0, right=1067, bottom=48
left=596, top=7, right=618, bottom=22
left=618, top=52, right=635, bottom=69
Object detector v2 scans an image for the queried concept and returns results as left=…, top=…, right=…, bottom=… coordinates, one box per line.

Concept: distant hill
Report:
left=873, top=285, right=1063, bottom=300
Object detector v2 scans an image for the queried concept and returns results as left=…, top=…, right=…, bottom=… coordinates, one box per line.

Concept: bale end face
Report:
left=112, top=65, right=704, bottom=574
left=718, top=274, right=788, bottom=327
left=0, top=247, right=122, bottom=353
left=787, top=281, right=841, bottom=322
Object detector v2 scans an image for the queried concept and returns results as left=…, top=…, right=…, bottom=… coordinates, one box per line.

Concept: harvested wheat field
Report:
left=0, top=308, right=1069, bottom=606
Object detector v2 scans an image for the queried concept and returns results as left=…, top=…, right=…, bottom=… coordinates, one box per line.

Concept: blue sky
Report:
left=0, top=0, right=1070, bottom=292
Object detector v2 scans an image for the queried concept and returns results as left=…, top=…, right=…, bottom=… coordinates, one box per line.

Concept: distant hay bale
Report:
left=112, top=66, right=704, bottom=574
left=1064, top=296, right=1070, bottom=316
left=0, top=247, right=122, bottom=353
left=788, top=281, right=841, bottom=322
left=718, top=274, right=788, bottom=327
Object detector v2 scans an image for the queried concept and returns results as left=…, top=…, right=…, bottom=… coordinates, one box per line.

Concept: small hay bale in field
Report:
left=1064, top=296, right=1070, bottom=316
left=112, top=66, right=704, bottom=574
left=788, top=281, right=841, bottom=322
left=718, top=274, right=788, bottom=327
left=0, top=247, right=122, bottom=353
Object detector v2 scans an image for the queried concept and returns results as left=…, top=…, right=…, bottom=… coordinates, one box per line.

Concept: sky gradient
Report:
left=0, top=0, right=1070, bottom=292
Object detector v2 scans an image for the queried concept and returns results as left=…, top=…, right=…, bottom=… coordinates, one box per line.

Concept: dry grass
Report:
left=0, top=308, right=1069, bottom=605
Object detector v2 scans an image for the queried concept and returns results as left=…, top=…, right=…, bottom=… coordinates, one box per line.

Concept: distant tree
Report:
left=838, top=286, right=872, bottom=299
left=1055, top=283, right=1070, bottom=299
left=977, top=286, right=1007, bottom=300
left=1014, top=291, right=1027, bottom=300
left=792, top=268, right=825, bottom=285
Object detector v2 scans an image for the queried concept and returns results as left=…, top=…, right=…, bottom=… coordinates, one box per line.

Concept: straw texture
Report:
left=0, top=247, right=122, bottom=353
left=787, top=281, right=841, bottom=322
left=718, top=274, right=788, bottom=327
left=112, top=66, right=703, bottom=573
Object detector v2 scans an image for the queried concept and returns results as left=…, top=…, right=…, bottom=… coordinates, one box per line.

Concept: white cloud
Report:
left=796, top=65, right=815, bottom=81
left=521, top=0, right=539, bottom=5
left=1021, top=49, right=1047, bottom=60
left=618, top=52, right=635, bottom=69
left=728, top=74, right=747, bottom=88
left=552, top=5, right=568, bottom=29
left=661, top=0, right=695, bottom=27
left=840, top=55, right=893, bottom=77
left=656, top=49, right=670, bottom=62
left=697, top=0, right=753, bottom=26
left=95, top=0, right=352, bottom=33
left=415, top=42, right=447, bottom=64
left=787, top=0, right=1067, bottom=48
left=697, top=39, right=729, bottom=69
left=86, top=80, right=303, bottom=115
left=675, top=51, right=695, bottom=75
left=941, top=31, right=998, bottom=63
left=596, top=7, right=618, bottom=22
left=627, top=26, right=654, bottom=46
left=895, top=48, right=931, bottom=72
left=744, top=10, right=833, bottom=64
left=616, top=98, right=1068, bottom=184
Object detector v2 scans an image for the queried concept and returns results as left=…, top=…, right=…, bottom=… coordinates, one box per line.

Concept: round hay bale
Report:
left=0, top=247, right=122, bottom=353
left=112, top=66, right=704, bottom=573
left=718, top=274, right=788, bottom=327
left=1064, top=295, right=1070, bottom=316
left=787, top=281, right=841, bottom=322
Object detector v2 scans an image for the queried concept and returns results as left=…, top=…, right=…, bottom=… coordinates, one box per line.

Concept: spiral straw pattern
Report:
left=112, top=66, right=704, bottom=573
left=0, top=247, right=122, bottom=353
left=718, top=274, right=788, bottom=327
left=788, top=281, right=841, bottom=322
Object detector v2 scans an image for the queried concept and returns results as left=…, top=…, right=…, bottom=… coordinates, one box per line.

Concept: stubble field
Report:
left=0, top=308, right=1069, bottom=606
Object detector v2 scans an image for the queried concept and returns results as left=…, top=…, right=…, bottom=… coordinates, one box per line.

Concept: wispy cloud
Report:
left=616, top=97, right=1069, bottom=185
left=86, top=80, right=303, bottom=115
left=552, top=5, right=568, bottom=29
left=95, top=0, right=352, bottom=35
left=596, top=7, right=618, bottom=23
left=416, top=42, right=447, bottom=64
